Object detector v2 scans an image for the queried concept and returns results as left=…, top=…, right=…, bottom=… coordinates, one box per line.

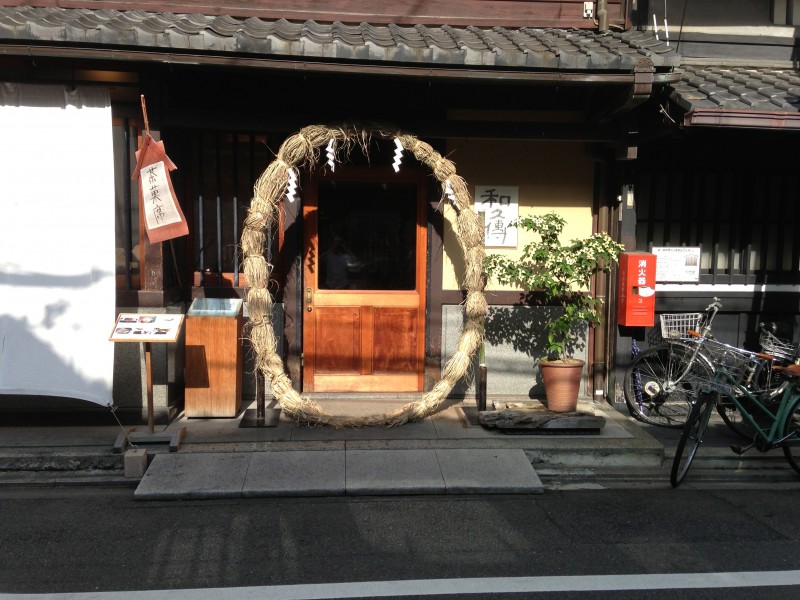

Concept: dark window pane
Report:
left=318, top=181, right=417, bottom=291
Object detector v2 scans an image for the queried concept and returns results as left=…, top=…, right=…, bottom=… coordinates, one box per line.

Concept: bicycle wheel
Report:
left=782, top=395, right=800, bottom=476
left=624, top=345, right=706, bottom=427
left=670, top=394, right=715, bottom=487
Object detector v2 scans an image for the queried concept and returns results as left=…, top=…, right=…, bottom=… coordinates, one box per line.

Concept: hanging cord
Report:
left=108, top=404, right=138, bottom=450
left=140, top=94, right=150, bottom=135
left=676, top=0, right=688, bottom=53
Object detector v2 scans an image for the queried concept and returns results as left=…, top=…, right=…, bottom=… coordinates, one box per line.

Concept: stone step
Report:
left=133, top=448, right=546, bottom=500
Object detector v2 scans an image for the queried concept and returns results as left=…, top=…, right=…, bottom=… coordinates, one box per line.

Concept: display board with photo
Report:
left=109, top=313, right=184, bottom=343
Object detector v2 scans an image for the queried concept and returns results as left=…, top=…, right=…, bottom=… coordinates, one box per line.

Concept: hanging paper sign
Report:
left=141, top=161, right=183, bottom=229
left=132, top=132, right=189, bottom=244
left=474, top=185, right=518, bottom=248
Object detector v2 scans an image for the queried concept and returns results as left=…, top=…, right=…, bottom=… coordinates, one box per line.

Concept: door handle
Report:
left=306, top=287, right=313, bottom=311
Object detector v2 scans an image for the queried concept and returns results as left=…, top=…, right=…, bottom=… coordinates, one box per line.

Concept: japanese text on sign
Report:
left=638, top=259, right=648, bottom=285
left=652, top=247, right=701, bottom=282
left=143, top=161, right=183, bottom=230
left=474, top=185, right=518, bottom=248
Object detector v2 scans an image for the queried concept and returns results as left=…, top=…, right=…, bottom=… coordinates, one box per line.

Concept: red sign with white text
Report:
left=617, top=252, right=656, bottom=327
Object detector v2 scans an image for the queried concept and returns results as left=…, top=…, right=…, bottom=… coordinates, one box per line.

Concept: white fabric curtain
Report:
left=0, top=83, right=116, bottom=406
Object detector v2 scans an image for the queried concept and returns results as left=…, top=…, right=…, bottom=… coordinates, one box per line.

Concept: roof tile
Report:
left=0, top=5, right=678, bottom=71
left=672, top=66, right=800, bottom=115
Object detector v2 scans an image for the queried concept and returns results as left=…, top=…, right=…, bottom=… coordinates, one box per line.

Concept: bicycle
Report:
left=623, top=299, right=721, bottom=427
left=670, top=333, right=800, bottom=487
left=713, top=321, right=800, bottom=439
left=624, top=299, right=799, bottom=432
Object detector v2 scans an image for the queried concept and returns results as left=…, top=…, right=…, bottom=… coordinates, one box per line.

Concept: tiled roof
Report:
left=0, top=6, right=679, bottom=71
left=671, top=65, right=800, bottom=113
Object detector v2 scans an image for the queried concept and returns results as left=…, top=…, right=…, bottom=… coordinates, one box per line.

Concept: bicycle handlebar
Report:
left=692, top=298, right=722, bottom=337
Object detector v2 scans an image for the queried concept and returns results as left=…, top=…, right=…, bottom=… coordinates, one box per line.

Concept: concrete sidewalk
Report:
left=1, top=396, right=798, bottom=494
left=133, top=447, right=545, bottom=499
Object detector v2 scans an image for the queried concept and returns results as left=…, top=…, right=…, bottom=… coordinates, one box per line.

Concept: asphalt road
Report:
left=1, top=485, right=799, bottom=598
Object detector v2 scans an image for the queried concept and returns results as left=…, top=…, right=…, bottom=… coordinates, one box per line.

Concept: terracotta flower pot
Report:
left=539, top=358, right=584, bottom=413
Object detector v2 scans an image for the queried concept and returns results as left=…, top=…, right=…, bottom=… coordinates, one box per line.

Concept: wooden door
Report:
left=302, top=171, right=427, bottom=392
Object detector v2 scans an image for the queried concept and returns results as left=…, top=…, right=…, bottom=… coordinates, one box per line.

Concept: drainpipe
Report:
left=593, top=198, right=612, bottom=404
left=597, top=0, right=609, bottom=32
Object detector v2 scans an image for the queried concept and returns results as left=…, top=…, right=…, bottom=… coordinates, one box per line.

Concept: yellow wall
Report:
left=442, top=139, right=596, bottom=291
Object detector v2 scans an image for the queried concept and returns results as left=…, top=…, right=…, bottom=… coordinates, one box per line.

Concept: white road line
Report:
left=5, top=570, right=800, bottom=599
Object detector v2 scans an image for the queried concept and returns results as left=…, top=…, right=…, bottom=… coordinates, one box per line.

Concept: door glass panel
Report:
left=318, top=181, right=417, bottom=290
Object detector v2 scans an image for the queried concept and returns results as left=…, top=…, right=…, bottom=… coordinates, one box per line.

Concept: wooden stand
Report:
left=109, top=314, right=186, bottom=453
left=184, top=301, right=243, bottom=417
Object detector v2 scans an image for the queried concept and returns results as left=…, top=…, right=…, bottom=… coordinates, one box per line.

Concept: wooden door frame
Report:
left=301, top=165, right=428, bottom=392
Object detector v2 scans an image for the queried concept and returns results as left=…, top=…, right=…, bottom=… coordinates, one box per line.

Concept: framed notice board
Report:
left=110, top=313, right=184, bottom=343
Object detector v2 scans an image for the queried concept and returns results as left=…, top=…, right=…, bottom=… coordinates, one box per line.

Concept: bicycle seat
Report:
left=772, top=364, right=800, bottom=378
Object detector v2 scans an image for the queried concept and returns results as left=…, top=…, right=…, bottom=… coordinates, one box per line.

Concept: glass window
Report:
left=317, top=181, right=417, bottom=291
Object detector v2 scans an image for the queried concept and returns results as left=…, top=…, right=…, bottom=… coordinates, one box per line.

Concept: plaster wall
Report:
left=442, top=305, right=589, bottom=397
left=440, top=139, right=594, bottom=397
left=441, top=138, right=595, bottom=292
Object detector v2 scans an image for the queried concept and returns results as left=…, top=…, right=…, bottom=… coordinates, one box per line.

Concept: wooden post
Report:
left=256, top=369, right=266, bottom=422
left=477, top=364, right=487, bottom=412
left=144, top=341, right=154, bottom=434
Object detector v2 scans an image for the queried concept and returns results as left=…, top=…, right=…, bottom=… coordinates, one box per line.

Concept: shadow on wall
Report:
left=453, top=304, right=589, bottom=398
left=483, top=304, right=588, bottom=360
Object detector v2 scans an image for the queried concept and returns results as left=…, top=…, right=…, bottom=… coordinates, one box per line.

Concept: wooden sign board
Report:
left=110, top=313, right=184, bottom=343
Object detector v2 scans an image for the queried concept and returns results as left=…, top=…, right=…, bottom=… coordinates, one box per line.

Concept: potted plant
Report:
left=484, top=212, right=624, bottom=412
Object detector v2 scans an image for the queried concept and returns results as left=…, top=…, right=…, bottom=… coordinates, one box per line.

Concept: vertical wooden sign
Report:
left=131, top=96, right=189, bottom=244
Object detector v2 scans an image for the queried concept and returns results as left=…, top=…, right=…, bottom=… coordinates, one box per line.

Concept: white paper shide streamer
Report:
left=285, top=167, right=298, bottom=203
left=325, top=138, right=336, bottom=171
left=445, top=179, right=457, bottom=207
left=392, top=138, right=404, bottom=172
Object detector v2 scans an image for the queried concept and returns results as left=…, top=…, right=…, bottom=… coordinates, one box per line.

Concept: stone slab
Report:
left=0, top=425, right=131, bottom=448
left=290, top=419, right=438, bottom=441
left=134, top=452, right=251, bottom=500
left=346, top=449, right=445, bottom=495
left=242, top=450, right=345, bottom=497
left=436, top=448, right=544, bottom=494
left=480, top=400, right=622, bottom=437
left=238, top=408, right=282, bottom=428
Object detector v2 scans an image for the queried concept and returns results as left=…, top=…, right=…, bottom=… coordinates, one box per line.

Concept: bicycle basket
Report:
left=687, top=337, right=763, bottom=396
left=759, top=329, right=797, bottom=362
left=654, top=313, right=703, bottom=343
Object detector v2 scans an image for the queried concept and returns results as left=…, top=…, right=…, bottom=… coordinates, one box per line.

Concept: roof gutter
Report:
left=684, top=109, right=800, bottom=130
left=0, top=44, right=681, bottom=86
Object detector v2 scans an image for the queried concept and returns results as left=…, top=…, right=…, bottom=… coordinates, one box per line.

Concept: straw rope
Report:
left=242, top=124, right=486, bottom=427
